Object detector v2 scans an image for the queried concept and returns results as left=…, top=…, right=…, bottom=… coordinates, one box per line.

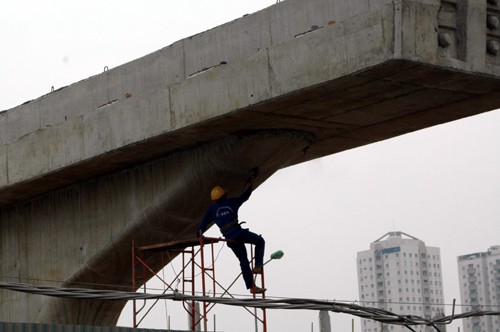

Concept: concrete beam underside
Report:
left=1, top=0, right=500, bottom=326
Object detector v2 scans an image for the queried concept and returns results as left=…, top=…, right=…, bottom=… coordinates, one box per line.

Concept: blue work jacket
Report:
left=197, top=186, right=252, bottom=239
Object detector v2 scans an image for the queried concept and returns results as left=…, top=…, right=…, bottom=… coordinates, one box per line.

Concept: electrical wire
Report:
left=1, top=281, right=499, bottom=332
left=0, top=274, right=494, bottom=310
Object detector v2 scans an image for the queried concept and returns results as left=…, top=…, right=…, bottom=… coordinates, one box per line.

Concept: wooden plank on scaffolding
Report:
left=137, top=237, right=223, bottom=252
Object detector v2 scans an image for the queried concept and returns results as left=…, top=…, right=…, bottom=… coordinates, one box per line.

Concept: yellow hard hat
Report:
left=210, top=186, right=226, bottom=201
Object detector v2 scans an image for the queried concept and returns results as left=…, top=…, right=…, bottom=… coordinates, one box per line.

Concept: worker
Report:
left=196, top=168, right=266, bottom=294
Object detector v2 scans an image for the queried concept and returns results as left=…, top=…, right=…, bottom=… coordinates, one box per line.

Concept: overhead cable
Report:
left=0, top=281, right=499, bottom=331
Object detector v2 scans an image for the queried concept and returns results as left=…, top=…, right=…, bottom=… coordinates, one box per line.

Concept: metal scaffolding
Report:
left=131, top=237, right=267, bottom=331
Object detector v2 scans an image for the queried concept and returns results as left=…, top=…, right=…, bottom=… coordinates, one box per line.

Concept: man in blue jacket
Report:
left=196, top=168, right=266, bottom=294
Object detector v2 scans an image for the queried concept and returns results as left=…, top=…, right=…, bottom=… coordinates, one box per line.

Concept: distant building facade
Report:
left=457, top=245, right=500, bottom=332
left=357, top=231, right=446, bottom=332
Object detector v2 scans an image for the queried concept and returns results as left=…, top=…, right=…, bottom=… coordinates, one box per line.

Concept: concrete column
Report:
left=0, top=130, right=312, bottom=326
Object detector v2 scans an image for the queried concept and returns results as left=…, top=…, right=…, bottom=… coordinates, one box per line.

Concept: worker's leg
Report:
left=236, top=230, right=265, bottom=268
left=227, top=241, right=253, bottom=289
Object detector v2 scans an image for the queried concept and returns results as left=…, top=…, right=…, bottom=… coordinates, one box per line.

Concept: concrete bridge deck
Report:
left=1, top=0, right=500, bottom=326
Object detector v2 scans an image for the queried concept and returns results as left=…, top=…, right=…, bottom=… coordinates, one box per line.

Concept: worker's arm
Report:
left=196, top=208, right=213, bottom=237
left=239, top=185, right=252, bottom=202
left=240, top=167, right=259, bottom=199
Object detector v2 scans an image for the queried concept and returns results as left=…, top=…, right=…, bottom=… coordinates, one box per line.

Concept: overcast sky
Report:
left=2, top=1, right=499, bottom=332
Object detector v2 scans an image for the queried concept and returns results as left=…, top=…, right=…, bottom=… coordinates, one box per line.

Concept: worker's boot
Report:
left=253, top=266, right=263, bottom=274
left=251, top=286, right=266, bottom=294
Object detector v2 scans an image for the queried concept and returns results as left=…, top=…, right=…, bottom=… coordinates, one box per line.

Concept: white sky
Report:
left=1, top=1, right=499, bottom=332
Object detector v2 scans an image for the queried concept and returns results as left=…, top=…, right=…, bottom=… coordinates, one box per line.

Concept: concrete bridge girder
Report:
left=1, top=0, right=500, bottom=326
left=2, top=0, right=500, bottom=207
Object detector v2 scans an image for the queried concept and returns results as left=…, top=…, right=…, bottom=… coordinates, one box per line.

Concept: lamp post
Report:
left=254, top=250, right=284, bottom=332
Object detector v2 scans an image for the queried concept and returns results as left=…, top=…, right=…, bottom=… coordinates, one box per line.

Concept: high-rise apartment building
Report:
left=357, top=231, right=446, bottom=332
left=457, top=245, right=500, bottom=332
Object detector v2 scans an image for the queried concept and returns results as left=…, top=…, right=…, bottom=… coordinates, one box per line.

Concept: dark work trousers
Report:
left=226, top=229, right=265, bottom=289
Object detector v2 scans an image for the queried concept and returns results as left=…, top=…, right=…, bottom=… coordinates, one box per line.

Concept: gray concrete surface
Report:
left=0, top=322, right=171, bottom=332
left=1, top=0, right=500, bottom=326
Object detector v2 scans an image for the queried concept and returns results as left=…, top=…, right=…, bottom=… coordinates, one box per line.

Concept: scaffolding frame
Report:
left=131, top=237, right=267, bottom=331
